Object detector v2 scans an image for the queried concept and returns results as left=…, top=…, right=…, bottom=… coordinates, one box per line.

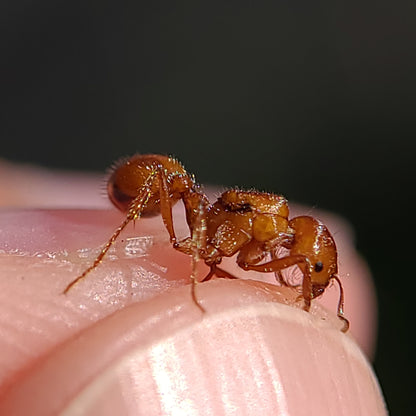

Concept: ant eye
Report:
left=314, top=261, right=324, bottom=272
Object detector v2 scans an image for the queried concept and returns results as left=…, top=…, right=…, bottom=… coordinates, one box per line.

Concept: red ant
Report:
left=63, top=154, right=349, bottom=332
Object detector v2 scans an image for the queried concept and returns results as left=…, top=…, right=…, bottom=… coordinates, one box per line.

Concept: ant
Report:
left=63, top=154, right=349, bottom=332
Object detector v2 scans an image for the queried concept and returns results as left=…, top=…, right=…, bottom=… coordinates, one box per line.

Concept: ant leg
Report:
left=241, top=254, right=310, bottom=305
left=236, top=240, right=268, bottom=266
left=174, top=196, right=209, bottom=313
left=301, top=265, right=312, bottom=312
left=173, top=237, right=193, bottom=254
left=200, top=263, right=238, bottom=282
left=157, top=166, right=177, bottom=243
left=269, top=246, right=299, bottom=288
left=240, top=254, right=306, bottom=275
left=183, top=194, right=216, bottom=312
left=201, top=265, right=216, bottom=282
left=63, top=171, right=157, bottom=294
left=333, top=275, right=350, bottom=332
left=170, top=237, right=206, bottom=312
left=274, top=270, right=291, bottom=287
left=189, top=208, right=206, bottom=313
left=212, top=265, right=239, bottom=279
left=190, top=266, right=205, bottom=313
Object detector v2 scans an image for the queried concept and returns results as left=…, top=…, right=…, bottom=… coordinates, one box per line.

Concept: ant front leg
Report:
left=174, top=240, right=237, bottom=280
left=274, top=270, right=293, bottom=287
left=172, top=238, right=205, bottom=312
left=238, top=238, right=299, bottom=288
left=301, top=260, right=313, bottom=312
left=201, top=263, right=239, bottom=282
left=172, top=192, right=211, bottom=313
left=240, top=254, right=312, bottom=309
left=266, top=238, right=302, bottom=290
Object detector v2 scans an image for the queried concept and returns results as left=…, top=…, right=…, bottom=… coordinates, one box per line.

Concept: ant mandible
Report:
left=63, top=154, right=349, bottom=332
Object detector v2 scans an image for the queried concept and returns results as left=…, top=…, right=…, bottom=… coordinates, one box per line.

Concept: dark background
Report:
left=1, top=1, right=415, bottom=413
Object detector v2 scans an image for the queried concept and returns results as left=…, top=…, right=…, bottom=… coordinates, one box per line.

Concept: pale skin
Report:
left=0, top=161, right=386, bottom=415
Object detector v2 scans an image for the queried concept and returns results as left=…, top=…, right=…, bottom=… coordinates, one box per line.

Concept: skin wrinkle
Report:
left=249, top=315, right=290, bottom=415
left=57, top=302, right=384, bottom=415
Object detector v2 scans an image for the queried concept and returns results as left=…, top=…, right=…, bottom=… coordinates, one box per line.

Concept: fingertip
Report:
left=0, top=280, right=387, bottom=415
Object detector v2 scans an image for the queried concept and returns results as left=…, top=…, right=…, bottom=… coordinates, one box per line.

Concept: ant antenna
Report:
left=333, top=275, right=349, bottom=332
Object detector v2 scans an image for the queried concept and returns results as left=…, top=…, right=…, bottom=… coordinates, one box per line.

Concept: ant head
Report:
left=310, top=261, right=338, bottom=299
left=289, top=216, right=338, bottom=288
left=311, top=281, right=329, bottom=298
left=308, top=256, right=338, bottom=294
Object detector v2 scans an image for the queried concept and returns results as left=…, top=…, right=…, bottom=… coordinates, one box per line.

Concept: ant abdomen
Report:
left=107, top=154, right=193, bottom=215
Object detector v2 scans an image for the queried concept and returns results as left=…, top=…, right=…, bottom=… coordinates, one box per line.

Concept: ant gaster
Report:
left=63, top=154, right=349, bottom=332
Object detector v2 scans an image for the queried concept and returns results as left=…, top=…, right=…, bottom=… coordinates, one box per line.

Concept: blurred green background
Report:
left=1, top=1, right=414, bottom=413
